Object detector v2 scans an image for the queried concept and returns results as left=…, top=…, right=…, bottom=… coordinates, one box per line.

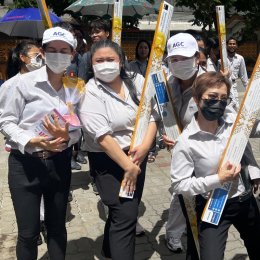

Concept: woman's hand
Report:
left=43, top=115, right=70, bottom=141
left=27, top=136, right=67, bottom=152
left=162, top=134, right=176, bottom=151
left=122, top=163, right=141, bottom=193
left=129, top=144, right=150, bottom=166
left=218, top=161, right=241, bottom=184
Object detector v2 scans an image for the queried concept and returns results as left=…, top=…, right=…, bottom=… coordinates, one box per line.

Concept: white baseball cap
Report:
left=166, top=33, right=199, bottom=59
left=42, top=27, right=77, bottom=49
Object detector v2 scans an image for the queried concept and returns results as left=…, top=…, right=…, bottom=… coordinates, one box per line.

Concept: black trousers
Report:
left=8, top=148, right=72, bottom=260
left=88, top=152, right=147, bottom=260
left=196, top=194, right=260, bottom=260
left=181, top=193, right=260, bottom=260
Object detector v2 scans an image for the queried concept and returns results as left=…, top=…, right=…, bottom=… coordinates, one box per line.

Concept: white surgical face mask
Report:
left=26, top=54, right=43, bottom=71
left=169, top=57, right=198, bottom=80
left=45, top=52, right=72, bottom=74
left=93, top=61, right=120, bottom=83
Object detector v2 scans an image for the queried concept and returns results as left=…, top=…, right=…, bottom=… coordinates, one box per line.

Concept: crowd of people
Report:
left=0, top=17, right=259, bottom=260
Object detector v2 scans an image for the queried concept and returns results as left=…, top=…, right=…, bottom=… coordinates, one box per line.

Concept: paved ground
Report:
left=0, top=82, right=260, bottom=260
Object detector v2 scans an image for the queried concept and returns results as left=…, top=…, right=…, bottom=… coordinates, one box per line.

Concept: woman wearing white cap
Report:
left=164, top=33, right=257, bottom=259
left=0, top=27, right=81, bottom=260
left=164, top=33, right=260, bottom=259
left=162, top=33, right=201, bottom=254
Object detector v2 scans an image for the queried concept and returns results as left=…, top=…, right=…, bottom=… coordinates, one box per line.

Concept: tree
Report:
left=233, top=0, right=260, bottom=40
left=10, top=0, right=37, bottom=8
left=175, top=0, right=260, bottom=39
left=175, top=0, right=237, bottom=32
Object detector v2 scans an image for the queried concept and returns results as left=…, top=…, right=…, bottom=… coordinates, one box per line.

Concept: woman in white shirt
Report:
left=171, top=71, right=260, bottom=260
left=79, top=39, right=159, bottom=260
left=0, top=40, right=43, bottom=116
left=0, top=27, right=81, bottom=260
left=129, top=39, right=150, bottom=77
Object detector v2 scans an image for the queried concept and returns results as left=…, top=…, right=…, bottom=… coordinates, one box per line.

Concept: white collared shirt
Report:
left=79, top=73, right=160, bottom=152
left=171, top=115, right=260, bottom=199
left=0, top=66, right=81, bottom=154
left=167, top=75, right=198, bottom=128
left=0, top=73, right=21, bottom=117
left=227, top=53, right=248, bottom=87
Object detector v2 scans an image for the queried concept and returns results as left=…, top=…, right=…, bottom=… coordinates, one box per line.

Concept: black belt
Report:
left=11, top=149, right=59, bottom=159
left=227, top=189, right=253, bottom=203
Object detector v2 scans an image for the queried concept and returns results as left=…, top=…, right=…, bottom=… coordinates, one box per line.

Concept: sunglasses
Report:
left=201, top=97, right=232, bottom=106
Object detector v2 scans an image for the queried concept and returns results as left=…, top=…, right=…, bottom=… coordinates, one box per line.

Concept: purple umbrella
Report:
left=0, top=7, right=61, bottom=38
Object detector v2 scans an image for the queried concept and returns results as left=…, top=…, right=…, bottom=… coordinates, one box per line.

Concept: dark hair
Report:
left=6, top=40, right=40, bottom=79
left=193, top=71, right=231, bottom=101
left=135, top=39, right=151, bottom=61
left=90, top=39, right=139, bottom=105
left=199, top=47, right=207, bottom=58
left=89, top=18, right=110, bottom=34
left=206, top=37, right=219, bottom=50
left=227, top=37, right=237, bottom=45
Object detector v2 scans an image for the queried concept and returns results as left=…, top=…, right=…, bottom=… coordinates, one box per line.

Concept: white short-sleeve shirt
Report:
left=79, top=73, right=160, bottom=152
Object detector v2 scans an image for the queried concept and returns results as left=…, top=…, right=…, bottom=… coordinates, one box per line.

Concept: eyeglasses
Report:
left=27, top=53, right=42, bottom=62
left=201, top=97, right=232, bottom=106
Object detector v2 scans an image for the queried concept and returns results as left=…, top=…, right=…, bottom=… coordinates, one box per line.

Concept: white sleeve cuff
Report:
left=94, top=126, right=113, bottom=143
left=205, top=174, right=222, bottom=191
left=18, top=133, right=35, bottom=154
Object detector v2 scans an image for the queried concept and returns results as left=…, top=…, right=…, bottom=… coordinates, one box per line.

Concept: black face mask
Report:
left=200, top=99, right=227, bottom=121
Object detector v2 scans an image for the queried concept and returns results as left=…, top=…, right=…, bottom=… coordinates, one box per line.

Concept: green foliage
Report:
left=12, top=0, right=37, bottom=8
left=234, top=0, right=260, bottom=30
left=175, top=0, right=260, bottom=39
left=46, top=0, right=75, bottom=16
left=176, top=0, right=237, bottom=31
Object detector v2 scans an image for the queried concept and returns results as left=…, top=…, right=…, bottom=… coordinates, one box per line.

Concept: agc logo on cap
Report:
left=53, top=32, right=65, bottom=37
left=172, top=42, right=184, bottom=48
